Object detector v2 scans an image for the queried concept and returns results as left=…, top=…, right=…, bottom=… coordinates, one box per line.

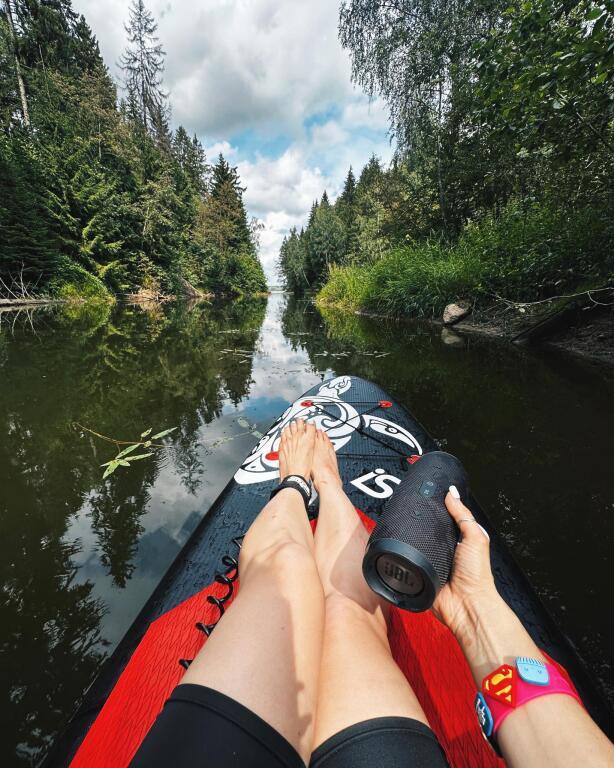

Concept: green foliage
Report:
left=0, top=0, right=266, bottom=299
left=94, top=425, right=177, bottom=478
left=48, top=256, right=112, bottom=301
left=304, top=202, right=346, bottom=285
left=317, top=199, right=614, bottom=316
left=284, top=0, right=614, bottom=317
left=475, top=0, right=614, bottom=162
left=198, top=154, right=266, bottom=294
left=279, top=228, right=309, bottom=294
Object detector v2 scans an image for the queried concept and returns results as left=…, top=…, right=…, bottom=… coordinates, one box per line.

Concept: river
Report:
left=1, top=292, right=613, bottom=765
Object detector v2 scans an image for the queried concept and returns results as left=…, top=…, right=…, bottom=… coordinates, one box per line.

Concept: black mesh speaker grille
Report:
left=368, top=452, right=469, bottom=587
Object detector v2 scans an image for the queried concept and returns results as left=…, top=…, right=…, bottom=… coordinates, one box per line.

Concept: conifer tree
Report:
left=337, top=167, right=359, bottom=258
left=0, top=0, right=267, bottom=297
left=307, top=200, right=319, bottom=226
left=172, top=127, right=208, bottom=196
left=120, top=0, right=167, bottom=134
left=2, top=0, right=30, bottom=127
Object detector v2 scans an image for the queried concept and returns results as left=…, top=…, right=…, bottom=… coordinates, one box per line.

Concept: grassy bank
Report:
left=316, top=201, right=613, bottom=318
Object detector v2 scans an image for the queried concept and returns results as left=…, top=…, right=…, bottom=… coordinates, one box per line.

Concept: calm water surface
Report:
left=1, top=293, right=613, bottom=765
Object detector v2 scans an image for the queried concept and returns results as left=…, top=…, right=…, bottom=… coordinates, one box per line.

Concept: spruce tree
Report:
left=2, top=0, right=30, bottom=127
left=337, top=167, right=359, bottom=258
left=307, top=200, right=319, bottom=226
left=172, top=127, right=208, bottom=196
left=198, top=154, right=266, bottom=293
left=120, top=0, right=167, bottom=134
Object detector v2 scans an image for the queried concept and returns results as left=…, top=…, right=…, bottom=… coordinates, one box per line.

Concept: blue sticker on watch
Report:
left=516, top=657, right=549, bottom=686
left=475, top=692, right=494, bottom=737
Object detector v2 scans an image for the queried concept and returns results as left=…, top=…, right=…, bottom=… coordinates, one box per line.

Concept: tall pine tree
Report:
left=120, top=0, right=167, bottom=135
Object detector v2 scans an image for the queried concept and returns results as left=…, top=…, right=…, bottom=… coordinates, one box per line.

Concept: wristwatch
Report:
left=269, top=474, right=311, bottom=512
left=475, top=657, right=582, bottom=753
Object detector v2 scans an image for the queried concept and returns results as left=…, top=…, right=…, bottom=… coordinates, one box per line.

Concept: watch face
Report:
left=475, top=692, right=494, bottom=738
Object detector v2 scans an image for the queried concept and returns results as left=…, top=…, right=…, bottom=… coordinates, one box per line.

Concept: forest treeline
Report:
left=0, top=0, right=266, bottom=299
left=279, top=0, right=613, bottom=317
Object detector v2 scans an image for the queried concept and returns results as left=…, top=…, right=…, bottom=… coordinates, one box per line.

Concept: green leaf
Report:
left=124, top=453, right=153, bottom=461
left=552, top=100, right=563, bottom=109
left=140, top=428, right=152, bottom=438
left=116, top=443, right=140, bottom=459
left=118, top=460, right=131, bottom=467
left=103, top=461, right=119, bottom=479
left=593, top=71, right=607, bottom=84
left=150, top=427, right=177, bottom=440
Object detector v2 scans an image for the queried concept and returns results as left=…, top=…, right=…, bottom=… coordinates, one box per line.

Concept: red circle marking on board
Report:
left=379, top=400, right=392, bottom=408
left=265, top=451, right=279, bottom=461
left=301, top=400, right=314, bottom=407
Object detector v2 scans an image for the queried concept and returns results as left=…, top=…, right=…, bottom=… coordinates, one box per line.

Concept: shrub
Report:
left=317, top=199, right=613, bottom=317
left=48, top=257, right=112, bottom=302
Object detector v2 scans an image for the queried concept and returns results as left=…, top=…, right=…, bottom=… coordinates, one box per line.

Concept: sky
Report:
left=71, top=0, right=393, bottom=283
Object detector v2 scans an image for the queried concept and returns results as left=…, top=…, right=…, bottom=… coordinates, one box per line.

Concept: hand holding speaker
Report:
left=430, top=487, right=496, bottom=633
left=362, top=451, right=494, bottom=616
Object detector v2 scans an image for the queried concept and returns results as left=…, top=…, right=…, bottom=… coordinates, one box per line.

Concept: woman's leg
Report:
left=181, top=420, right=324, bottom=763
left=311, top=430, right=429, bottom=748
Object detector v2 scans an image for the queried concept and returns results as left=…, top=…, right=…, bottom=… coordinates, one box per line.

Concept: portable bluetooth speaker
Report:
left=362, top=451, right=469, bottom=612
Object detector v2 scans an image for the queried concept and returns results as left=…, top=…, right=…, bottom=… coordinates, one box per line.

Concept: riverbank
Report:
left=322, top=293, right=614, bottom=366
left=455, top=302, right=614, bottom=366
left=0, top=282, right=269, bottom=313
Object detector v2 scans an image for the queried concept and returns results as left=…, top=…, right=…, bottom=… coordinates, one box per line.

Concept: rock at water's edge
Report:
left=443, top=302, right=471, bottom=325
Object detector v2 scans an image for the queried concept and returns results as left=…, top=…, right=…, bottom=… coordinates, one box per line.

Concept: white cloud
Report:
left=205, top=140, right=237, bottom=159
left=239, top=101, right=393, bottom=280
left=73, top=0, right=394, bottom=282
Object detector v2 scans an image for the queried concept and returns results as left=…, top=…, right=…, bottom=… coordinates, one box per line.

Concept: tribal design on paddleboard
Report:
left=234, top=377, right=423, bottom=486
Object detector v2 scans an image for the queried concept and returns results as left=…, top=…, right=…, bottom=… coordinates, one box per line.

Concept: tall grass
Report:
left=316, top=200, right=613, bottom=317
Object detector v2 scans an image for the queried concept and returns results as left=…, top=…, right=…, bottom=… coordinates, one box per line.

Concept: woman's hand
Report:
left=431, top=486, right=498, bottom=636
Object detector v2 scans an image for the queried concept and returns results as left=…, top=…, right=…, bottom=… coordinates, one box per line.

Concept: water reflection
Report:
left=1, top=297, right=268, bottom=765
left=1, top=294, right=612, bottom=766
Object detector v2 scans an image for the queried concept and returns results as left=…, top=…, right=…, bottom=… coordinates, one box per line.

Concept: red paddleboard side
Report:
left=70, top=579, right=235, bottom=768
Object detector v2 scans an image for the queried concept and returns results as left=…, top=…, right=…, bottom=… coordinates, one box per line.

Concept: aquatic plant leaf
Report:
left=151, top=427, right=177, bottom=440
left=102, top=461, right=119, bottom=479
left=115, top=443, right=140, bottom=459
left=140, top=428, right=152, bottom=438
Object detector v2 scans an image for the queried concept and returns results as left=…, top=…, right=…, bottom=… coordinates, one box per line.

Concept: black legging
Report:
left=130, top=684, right=449, bottom=767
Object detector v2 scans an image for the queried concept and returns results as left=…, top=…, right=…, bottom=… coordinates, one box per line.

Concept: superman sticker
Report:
left=482, top=664, right=517, bottom=708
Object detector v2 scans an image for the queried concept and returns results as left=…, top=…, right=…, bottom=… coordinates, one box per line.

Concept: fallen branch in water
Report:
left=489, top=286, right=613, bottom=310
left=0, top=267, right=60, bottom=308
left=74, top=422, right=177, bottom=478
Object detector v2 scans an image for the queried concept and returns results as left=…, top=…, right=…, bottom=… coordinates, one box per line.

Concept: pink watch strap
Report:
left=483, top=660, right=582, bottom=733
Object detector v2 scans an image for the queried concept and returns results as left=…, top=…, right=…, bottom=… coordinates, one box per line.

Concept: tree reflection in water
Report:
left=0, top=297, right=266, bottom=766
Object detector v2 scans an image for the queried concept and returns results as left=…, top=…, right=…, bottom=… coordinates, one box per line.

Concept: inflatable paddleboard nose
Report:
left=362, top=451, right=469, bottom=612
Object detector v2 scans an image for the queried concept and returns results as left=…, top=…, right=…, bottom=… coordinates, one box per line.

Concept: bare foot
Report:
left=278, top=418, right=316, bottom=480
left=311, top=430, right=343, bottom=493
